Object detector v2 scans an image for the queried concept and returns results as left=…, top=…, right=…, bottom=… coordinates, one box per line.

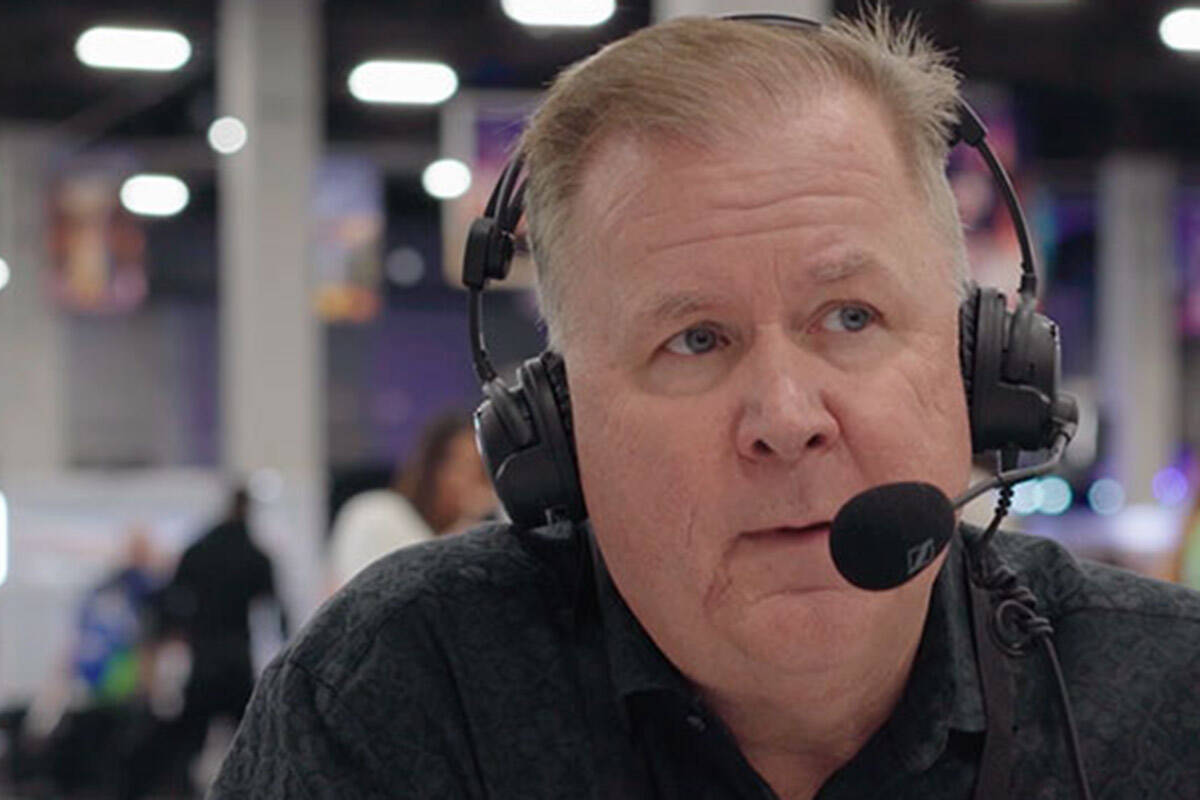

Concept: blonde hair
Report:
left=519, top=6, right=970, bottom=350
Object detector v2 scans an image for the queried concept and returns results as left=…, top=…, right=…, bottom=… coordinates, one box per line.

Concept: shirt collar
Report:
left=585, top=523, right=987, bottom=768
left=880, top=530, right=987, bottom=774
left=588, top=526, right=693, bottom=717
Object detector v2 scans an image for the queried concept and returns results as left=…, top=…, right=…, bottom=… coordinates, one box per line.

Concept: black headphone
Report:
left=461, top=14, right=1078, bottom=529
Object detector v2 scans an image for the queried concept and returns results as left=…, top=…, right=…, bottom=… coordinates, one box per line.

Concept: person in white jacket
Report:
left=328, top=413, right=499, bottom=589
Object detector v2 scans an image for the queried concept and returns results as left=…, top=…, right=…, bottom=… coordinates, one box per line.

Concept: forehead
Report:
left=562, top=89, right=944, bottom=315
left=575, top=89, right=922, bottom=244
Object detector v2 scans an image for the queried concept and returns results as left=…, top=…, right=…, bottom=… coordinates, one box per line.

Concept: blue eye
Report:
left=665, top=325, right=722, bottom=356
left=821, top=304, right=875, bottom=333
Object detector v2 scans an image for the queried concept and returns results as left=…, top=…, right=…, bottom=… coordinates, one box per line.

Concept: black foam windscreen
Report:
left=829, top=482, right=956, bottom=591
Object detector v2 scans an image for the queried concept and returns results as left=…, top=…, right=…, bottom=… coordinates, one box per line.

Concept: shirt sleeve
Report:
left=208, top=654, right=470, bottom=799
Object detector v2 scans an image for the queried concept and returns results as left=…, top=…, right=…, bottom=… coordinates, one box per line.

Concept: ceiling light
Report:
left=75, top=26, right=192, bottom=72
left=1152, top=467, right=1190, bottom=506
left=385, top=246, right=426, bottom=286
left=1087, top=478, right=1126, bottom=516
left=0, top=258, right=9, bottom=293
left=1038, top=477, right=1074, bottom=515
left=1010, top=480, right=1044, bottom=516
left=348, top=60, right=458, bottom=105
left=422, top=159, right=471, bottom=199
left=208, top=116, right=248, bottom=155
left=120, top=174, right=190, bottom=217
left=1161, top=7, right=1200, bottom=52
left=502, top=0, right=616, bottom=26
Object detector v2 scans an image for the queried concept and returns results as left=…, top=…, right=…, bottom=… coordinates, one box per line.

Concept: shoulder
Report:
left=990, top=529, right=1200, bottom=625
left=287, top=522, right=578, bottom=696
left=988, top=531, right=1200, bottom=786
left=993, top=529, right=1200, bottom=724
left=217, top=523, right=592, bottom=797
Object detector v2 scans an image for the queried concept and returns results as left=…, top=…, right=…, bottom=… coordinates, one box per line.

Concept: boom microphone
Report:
left=830, top=421, right=1077, bottom=591
left=829, top=482, right=955, bottom=591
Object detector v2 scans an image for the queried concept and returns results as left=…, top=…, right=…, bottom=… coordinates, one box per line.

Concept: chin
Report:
left=715, top=588, right=881, bottom=676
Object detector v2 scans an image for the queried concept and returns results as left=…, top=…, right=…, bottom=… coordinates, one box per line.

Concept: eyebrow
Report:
left=630, top=250, right=888, bottom=329
left=807, top=249, right=885, bottom=285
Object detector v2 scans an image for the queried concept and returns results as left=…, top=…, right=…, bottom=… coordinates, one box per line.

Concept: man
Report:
left=212, top=10, right=1200, bottom=799
left=126, top=486, right=287, bottom=798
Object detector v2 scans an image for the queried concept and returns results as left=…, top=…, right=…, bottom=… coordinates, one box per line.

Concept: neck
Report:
left=699, top=613, right=926, bottom=800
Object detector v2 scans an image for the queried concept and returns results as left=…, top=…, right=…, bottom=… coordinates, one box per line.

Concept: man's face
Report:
left=561, top=88, right=973, bottom=695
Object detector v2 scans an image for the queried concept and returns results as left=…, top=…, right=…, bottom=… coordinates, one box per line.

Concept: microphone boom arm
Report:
left=951, top=431, right=1071, bottom=511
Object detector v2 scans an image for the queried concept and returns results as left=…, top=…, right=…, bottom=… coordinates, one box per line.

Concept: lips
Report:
left=715, top=521, right=840, bottom=601
left=741, top=521, right=830, bottom=540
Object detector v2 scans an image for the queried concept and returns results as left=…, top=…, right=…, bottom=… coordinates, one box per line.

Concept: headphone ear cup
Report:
left=473, top=377, right=536, bottom=523
left=472, top=352, right=586, bottom=529
left=962, top=284, right=1065, bottom=454
left=524, top=351, right=586, bottom=523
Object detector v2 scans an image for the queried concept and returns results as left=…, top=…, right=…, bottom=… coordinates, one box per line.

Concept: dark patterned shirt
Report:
left=211, top=521, right=1200, bottom=799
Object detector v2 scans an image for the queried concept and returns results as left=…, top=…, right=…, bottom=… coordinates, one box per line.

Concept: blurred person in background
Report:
left=16, top=526, right=168, bottom=797
left=73, top=525, right=165, bottom=706
left=120, top=485, right=286, bottom=799
left=328, top=412, right=499, bottom=588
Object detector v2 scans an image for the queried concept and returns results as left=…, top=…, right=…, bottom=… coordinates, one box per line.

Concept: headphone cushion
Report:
left=539, top=351, right=576, bottom=452
left=526, top=350, right=586, bottom=522
left=958, top=283, right=980, bottom=411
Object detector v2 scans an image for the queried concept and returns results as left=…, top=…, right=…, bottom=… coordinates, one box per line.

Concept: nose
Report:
left=734, top=334, right=840, bottom=465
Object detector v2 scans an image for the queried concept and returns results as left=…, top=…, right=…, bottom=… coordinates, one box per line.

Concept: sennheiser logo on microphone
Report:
left=906, top=538, right=936, bottom=576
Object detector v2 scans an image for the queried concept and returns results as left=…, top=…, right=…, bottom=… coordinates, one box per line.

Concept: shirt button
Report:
left=686, top=713, right=707, bottom=734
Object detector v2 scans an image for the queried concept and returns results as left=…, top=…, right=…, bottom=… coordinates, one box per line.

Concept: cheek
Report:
left=841, top=339, right=971, bottom=491
left=573, top=381, right=705, bottom=509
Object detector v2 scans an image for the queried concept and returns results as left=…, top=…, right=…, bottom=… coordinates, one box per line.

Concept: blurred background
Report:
left=1, top=0, right=1199, bottom=796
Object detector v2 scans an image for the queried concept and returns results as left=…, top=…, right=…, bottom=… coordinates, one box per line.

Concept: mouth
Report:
left=741, top=521, right=831, bottom=541
left=709, top=521, right=839, bottom=604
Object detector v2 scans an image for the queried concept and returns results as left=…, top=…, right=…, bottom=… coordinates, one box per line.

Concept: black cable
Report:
left=1037, top=634, right=1095, bottom=800
left=964, top=484, right=1095, bottom=800
left=980, top=484, right=1013, bottom=550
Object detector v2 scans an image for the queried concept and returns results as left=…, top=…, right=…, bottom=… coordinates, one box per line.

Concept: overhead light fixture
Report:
left=1038, top=476, right=1074, bottom=515
left=120, top=174, right=190, bottom=217
left=502, top=0, right=616, bottom=26
left=422, top=159, right=472, bottom=200
left=1087, top=478, right=1126, bottom=516
left=348, top=60, right=458, bottom=105
left=385, top=246, right=426, bottom=286
left=0, top=257, right=9, bottom=293
left=1161, top=7, right=1200, bottom=52
left=208, top=116, right=248, bottom=155
left=75, top=26, right=192, bottom=72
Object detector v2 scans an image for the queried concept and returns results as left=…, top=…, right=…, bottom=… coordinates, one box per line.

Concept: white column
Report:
left=217, top=0, right=324, bottom=623
left=654, top=0, right=830, bottom=22
left=1097, top=155, right=1181, bottom=506
left=0, top=127, right=67, bottom=480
